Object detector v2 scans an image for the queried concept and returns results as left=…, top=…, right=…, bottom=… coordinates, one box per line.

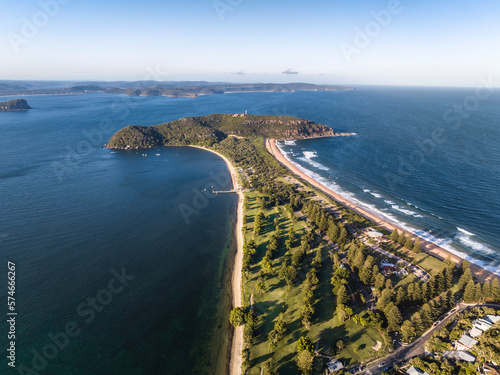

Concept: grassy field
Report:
left=241, top=191, right=387, bottom=374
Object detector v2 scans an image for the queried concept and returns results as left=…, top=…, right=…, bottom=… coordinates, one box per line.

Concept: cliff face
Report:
left=0, top=99, right=32, bottom=111
left=106, top=114, right=336, bottom=149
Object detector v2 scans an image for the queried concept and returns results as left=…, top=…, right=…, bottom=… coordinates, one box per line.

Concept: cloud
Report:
left=282, top=68, right=299, bottom=75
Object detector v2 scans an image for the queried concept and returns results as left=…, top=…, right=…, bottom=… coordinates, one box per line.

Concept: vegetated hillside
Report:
left=0, top=99, right=32, bottom=111
left=106, top=114, right=336, bottom=149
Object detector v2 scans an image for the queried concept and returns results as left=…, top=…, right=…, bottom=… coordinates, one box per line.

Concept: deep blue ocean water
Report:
left=0, top=87, right=499, bottom=374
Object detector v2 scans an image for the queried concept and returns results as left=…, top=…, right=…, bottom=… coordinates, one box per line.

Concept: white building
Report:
left=443, top=350, right=476, bottom=363
left=407, top=366, right=429, bottom=375
left=455, top=334, right=478, bottom=351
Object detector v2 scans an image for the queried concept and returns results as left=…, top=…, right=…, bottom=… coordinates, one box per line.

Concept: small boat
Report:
left=156, top=153, right=160, bottom=156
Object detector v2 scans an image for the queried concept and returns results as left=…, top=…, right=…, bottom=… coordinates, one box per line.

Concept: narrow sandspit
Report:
left=266, top=139, right=499, bottom=283
left=189, top=146, right=243, bottom=375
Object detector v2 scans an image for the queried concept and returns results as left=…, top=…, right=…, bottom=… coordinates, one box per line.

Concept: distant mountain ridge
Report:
left=0, top=81, right=353, bottom=97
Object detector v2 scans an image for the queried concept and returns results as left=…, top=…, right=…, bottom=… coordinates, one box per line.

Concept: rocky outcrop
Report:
left=0, top=99, right=32, bottom=111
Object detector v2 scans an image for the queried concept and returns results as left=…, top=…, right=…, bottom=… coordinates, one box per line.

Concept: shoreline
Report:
left=267, top=139, right=499, bottom=283
left=188, top=146, right=244, bottom=375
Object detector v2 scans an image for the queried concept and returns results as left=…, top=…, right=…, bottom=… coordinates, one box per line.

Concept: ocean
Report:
left=0, top=86, right=499, bottom=374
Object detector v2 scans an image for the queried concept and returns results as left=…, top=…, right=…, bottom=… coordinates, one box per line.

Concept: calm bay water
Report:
left=0, top=87, right=499, bottom=374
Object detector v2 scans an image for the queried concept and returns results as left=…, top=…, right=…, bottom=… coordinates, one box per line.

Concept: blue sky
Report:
left=1, top=0, right=499, bottom=86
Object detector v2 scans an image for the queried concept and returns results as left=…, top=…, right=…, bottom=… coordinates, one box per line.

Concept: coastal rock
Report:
left=0, top=99, right=32, bottom=111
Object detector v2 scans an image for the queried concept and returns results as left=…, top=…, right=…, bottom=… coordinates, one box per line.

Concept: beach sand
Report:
left=266, top=139, right=498, bottom=283
left=189, top=146, right=243, bottom=375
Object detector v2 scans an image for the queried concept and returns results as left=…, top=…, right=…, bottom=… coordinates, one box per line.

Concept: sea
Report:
left=0, top=86, right=499, bottom=374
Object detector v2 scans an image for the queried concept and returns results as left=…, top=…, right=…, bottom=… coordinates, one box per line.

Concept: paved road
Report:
left=358, top=303, right=500, bottom=374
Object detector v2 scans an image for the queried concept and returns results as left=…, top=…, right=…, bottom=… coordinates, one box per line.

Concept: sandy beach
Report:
left=266, top=139, right=498, bottom=283
left=189, top=146, right=244, bottom=375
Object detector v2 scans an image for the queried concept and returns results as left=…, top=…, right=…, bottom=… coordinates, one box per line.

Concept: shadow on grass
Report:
left=275, top=352, right=296, bottom=374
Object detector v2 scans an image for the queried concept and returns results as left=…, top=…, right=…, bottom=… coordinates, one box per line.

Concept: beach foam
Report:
left=364, top=189, right=383, bottom=198
left=391, top=205, right=424, bottom=218
left=275, top=141, right=500, bottom=276
left=298, top=151, right=329, bottom=171
left=284, top=140, right=296, bottom=145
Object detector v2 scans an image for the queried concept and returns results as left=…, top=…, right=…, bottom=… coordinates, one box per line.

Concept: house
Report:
left=326, top=360, right=344, bottom=373
left=473, top=318, right=493, bottom=332
left=366, top=229, right=384, bottom=239
left=443, top=350, right=476, bottom=363
left=486, top=315, right=500, bottom=324
left=455, top=334, right=478, bottom=351
left=381, top=262, right=398, bottom=275
left=470, top=327, right=484, bottom=337
left=407, top=365, right=429, bottom=375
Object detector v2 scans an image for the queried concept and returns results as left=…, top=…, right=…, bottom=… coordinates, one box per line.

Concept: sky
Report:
left=1, top=0, right=499, bottom=86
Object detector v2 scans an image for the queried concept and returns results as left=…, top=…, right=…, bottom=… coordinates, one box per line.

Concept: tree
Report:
left=404, top=236, right=414, bottom=250
left=256, top=280, right=266, bottom=295
left=384, top=303, right=402, bottom=332
left=396, top=287, right=406, bottom=307
left=296, top=350, right=314, bottom=375
left=492, top=278, right=500, bottom=302
left=337, top=285, right=348, bottom=306
left=260, top=197, right=267, bottom=210
left=337, top=304, right=349, bottom=322
left=413, top=237, right=421, bottom=253
left=297, top=336, right=313, bottom=353
left=230, top=307, right=245, bottom=327
left=375, top=274, right=386, bottom=291
left=261, top=256, right=273, bottom=274
left=390, top=228, right=399, bottom=242
left=376, top=288, right=394, bottom=311
left=482, top=281, right=492, bottom=301
left=398, top=232, right=406, bottom=246
left=401, top=320, right=415, bottom=342
left=336, top=340, right=344, bottom=351
left=463, top=280, right=475, bottom=302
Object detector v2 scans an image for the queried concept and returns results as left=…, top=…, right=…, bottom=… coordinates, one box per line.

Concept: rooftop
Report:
left=458, top=334, right=478, bottom=349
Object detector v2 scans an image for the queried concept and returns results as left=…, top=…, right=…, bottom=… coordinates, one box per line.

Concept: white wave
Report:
left=457, top=227, right=475, bottom=236
left=455, top=228, right=496, bottom=256
left=384, top=199, right=395, bottom=205
left=303, top=151, right=318, bottom=159
left=406, top=202, right=420, bottom=210
left=363, top=189, right=383, bottom=198
left=391, top=205, right=424, bottom=218
left=284, top=140, right=296, bottom=145
left=274, top=142, right=500, bottom=276
left=297, top=157, right=330, bottom=171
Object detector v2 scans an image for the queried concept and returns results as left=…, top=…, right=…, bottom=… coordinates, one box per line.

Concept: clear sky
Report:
left=1, top=0, right=499, bottom=86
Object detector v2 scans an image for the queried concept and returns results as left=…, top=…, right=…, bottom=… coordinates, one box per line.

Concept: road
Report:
left=358, top=303, right=500, bottom=374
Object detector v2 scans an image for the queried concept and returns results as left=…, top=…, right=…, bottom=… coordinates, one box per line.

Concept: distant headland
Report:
left=0, top=99, right=32, bottom=112
left=106, top=113, right=350, bottom=149
left=0, top=80, right=353, bottom=98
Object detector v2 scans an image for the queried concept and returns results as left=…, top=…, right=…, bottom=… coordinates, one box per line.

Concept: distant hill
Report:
left=0, top=99, right=32, bottom=111
left=106, top=113, right=337, bottom=149
left=0, top=80, right=353, bottom=97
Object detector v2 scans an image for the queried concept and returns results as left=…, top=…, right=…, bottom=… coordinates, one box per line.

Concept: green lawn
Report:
left=241, top=192, right=387, bottom=374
